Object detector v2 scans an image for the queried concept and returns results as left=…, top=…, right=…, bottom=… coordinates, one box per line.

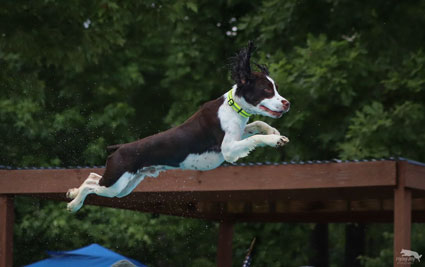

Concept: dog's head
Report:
left=231, top=41, right=290, bottom=118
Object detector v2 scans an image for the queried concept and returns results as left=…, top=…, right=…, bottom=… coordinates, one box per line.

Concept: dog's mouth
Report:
left=260, top=105, right=284, bottom=118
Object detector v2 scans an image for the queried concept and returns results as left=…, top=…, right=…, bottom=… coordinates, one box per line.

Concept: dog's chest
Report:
left=179, top=151, right=224, bottom=171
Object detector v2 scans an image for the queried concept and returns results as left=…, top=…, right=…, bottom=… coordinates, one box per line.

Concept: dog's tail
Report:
left=106, top=144, right=122, bottom=154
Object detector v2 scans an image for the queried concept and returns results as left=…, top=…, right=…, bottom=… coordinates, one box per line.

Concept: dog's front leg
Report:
left=243, top=121, right=280, bottom=138
left=221, top=132, right=289, bottom=163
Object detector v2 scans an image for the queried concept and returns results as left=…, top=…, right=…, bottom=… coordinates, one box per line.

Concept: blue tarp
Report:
left=26, top=243, right=147, bottom=267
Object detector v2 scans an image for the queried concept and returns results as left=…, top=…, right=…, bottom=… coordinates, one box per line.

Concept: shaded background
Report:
left=1, top=0, right=425, bottom=266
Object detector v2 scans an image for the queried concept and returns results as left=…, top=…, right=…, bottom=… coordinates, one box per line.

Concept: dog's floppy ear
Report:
left=231, top=41, right=255, bottom=86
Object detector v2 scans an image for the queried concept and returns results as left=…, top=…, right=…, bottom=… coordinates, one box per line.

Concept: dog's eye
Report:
left=265, top=88, right=273, bottom=93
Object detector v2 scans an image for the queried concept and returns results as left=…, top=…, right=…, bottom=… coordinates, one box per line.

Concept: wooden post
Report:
left=217, top=221, right=233, bottom=267
left=310, top=223, right=329, bottom=267
left=394, top=162, right=411, bottom=267
left=0, top=195, right=14, bottom=267
left=345, top=223, right=365, bottom=267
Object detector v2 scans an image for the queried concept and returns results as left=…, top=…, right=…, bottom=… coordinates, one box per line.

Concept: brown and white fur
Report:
left=66, top=42, right=290, bottom=212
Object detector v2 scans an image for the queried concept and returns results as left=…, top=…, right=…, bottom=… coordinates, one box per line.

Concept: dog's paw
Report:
left=260, top=134, right=288, bottom=148
left=66, top=188, right=79, bottom=199
left=67, top=200, right=82, bottom=213
left=276, top=136, right=289, bottom=147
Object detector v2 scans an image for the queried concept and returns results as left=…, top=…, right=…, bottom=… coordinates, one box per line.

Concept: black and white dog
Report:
left=67, top=42, right=290, bottom=212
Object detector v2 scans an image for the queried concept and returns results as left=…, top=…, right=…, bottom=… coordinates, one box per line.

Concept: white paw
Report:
left=262, top=134, right=289, bottom=148
left=66, top=188, right=79, bottom=199
left=276, top=136, right=289, bottom=147
left=67, top=200, right=83, bottom=213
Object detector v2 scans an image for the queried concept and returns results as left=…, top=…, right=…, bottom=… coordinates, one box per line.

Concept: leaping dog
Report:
left=67, top=42, right=290, bottom=212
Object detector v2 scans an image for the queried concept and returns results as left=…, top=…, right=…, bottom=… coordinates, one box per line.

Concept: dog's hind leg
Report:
left=66, top=172, right=134, bottom=212
left=93, top=172, right=135, bottom=198
left=115, top=174, right=145, bottom=198
left=116, top=167, right=167, bottom=198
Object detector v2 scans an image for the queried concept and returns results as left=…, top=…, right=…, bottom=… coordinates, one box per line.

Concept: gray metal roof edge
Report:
left=1, top=157, right=423, bottom=170
left=397, top=157, right=425, bottom=167
left=220, top=157, right=407, bottom=167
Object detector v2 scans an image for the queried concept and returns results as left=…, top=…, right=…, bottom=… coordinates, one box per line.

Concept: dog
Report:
left=66, top=42, right=290, bottom=212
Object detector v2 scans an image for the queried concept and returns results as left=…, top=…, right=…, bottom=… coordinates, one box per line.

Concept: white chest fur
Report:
left=179, top=151, right=225, bottom=170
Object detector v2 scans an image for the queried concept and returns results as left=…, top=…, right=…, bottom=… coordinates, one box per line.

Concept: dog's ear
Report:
left=254, top=62, right=269, bottom=76
left=231, top=41, right=255, bottom=86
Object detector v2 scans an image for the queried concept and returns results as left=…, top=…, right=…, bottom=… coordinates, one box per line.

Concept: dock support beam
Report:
left=217, top=221, right=233, bottom=267
left=0, top=195, right=14, bottom=267
left=394, top=162, right=411, bottom=267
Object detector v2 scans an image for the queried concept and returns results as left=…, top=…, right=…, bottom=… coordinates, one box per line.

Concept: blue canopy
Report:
left=26, top=243, right=147, bottom=267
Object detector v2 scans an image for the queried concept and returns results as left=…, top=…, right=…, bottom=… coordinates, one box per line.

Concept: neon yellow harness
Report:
left=227, top=89, right=252, bottom=118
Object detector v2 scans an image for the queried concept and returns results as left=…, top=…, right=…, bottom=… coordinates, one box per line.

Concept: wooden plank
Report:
left=0, top=161, right=397, bottom=194
left=23, top=193, right=425, bottom=223
left=0, top=196, right=14, bottom=267
left=32, top=186, right=395, bottom=215
left=0, top=168, right=102, bottom=194
left=412, top=199, right=425, bottom=210
left=45, top=187, right=394, bottom=206
left=394, top=161, right=412, bottom=267
left=350, top=199, right=381, bottom=211
left=276, top=200, right=348, bottom=213
left=226, top=201, right=245, bottom=213
left=220, top=210, right=425, bottom=223
left=216, top=222, right=233, bottom=267
left=136, top=161, right=397, bottom=192
left=251, top=201, right=270, bottom=213
left=222, top=211, right=396, bottom=223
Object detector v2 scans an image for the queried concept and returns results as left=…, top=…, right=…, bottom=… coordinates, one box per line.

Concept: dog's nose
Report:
left=281, top=99, right=290, bottom=111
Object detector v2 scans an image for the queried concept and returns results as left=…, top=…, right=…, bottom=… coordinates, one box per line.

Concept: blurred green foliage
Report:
left=1, top=0, right=425, bottom=266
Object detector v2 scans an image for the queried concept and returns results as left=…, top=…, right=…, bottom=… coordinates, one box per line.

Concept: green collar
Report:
left=227, top=89, right=252, bottom=118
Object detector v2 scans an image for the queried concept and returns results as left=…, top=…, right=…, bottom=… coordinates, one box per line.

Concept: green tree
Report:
left=2, top=0, right=425, bottom=266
